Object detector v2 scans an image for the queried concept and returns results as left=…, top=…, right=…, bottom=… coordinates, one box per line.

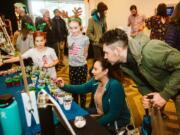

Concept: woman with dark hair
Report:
left=86, top=2, right=108, bottom=59
left=56, top=59, right=130, bottom=134
left=145, top=3, right=170, bottom=40
left=165, top=2, right=180, bottom=50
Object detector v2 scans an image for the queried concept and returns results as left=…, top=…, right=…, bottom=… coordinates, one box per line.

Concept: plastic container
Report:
left=0, top=94, right=22, bottom=135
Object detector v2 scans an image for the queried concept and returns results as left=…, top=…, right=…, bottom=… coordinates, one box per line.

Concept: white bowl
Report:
left=74, top=116, right=86, bottom=128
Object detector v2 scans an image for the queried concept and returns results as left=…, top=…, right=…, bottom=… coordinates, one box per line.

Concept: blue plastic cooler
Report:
left=0, top=94, right=22, bottom=135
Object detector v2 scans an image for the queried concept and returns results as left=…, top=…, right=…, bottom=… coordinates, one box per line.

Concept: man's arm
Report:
left=144, top=50, right=180, bottom=109
left=120, top=66, right=153, bottom=95
left=160, top=51, right=180, bottom=101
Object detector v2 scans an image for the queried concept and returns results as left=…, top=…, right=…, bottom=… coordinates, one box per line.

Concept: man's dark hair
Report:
left=100, top=28, right=128, bottom=47
left=130, top=5, right=137, bottom=11
left=157, top=3, right=167, bottom=17
left=53, top=9, right=59, bottom=14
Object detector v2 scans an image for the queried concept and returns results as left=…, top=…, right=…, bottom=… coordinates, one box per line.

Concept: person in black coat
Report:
left=35, top=9, right=58, bottom=55
left=52, top=9, right=68, bottom=66
left=165, top=2, right=180, bottom=51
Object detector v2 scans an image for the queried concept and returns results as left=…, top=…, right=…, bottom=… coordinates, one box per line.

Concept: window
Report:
left=28, top=0, right=87, bottom=27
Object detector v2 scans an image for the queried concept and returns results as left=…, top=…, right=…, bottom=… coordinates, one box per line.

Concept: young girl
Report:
left=4, top=31, right=59, bottom=78
left=67, top=17, right=89, bottom=108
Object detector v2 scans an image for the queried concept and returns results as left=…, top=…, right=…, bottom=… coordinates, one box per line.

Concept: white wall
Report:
left=89, top=0, right=178, bottom=29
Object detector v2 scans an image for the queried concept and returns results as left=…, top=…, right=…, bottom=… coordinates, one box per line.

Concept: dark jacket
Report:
left=63, top=78, right=130, bottom=130
left=165, top=23, right=180, bottom=50
left=52, top=16, right=68, bottom=42
left=35, top=17, right=57, bottom=45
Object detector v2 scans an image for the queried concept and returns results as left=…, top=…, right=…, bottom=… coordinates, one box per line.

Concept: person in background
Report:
left=67, top=17, right=89, bottom=108
left=56, top=59, right=130, bottom=134
left=14, top=2, right=27, bottom=31
left=127, top=5, right=145, bottom=37
left=15, top=17, right=34, bottom=66
left=52, top=9, right=68, bottom=67
left=146, top=3, right=170, bottom=40
left=13, top=3, right=33, bottom=45
left=86, top=2, right=108, bottom=59
left=3, top=31, right=59, bottom=79
left=165, top=2, right=180, bottom=50
left=101, top=28, right=180, bottom=126
left=15, top=18, right=34, bottom=54
left=35, top=9, right=58, bottom=55
left=0, top=13, right=13, bottom=37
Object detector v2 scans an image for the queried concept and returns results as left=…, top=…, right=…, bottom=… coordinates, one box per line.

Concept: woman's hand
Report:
left=90, top=114, right=100, bottom=119
left=43, top=63, right=51, bottom=68
left=43, top=60, right=59, bottom=68
left=55, top=77, right=65, bottom=88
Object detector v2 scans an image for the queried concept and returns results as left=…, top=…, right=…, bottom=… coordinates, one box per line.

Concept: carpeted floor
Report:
left=57, top=57, right=180, bottom=135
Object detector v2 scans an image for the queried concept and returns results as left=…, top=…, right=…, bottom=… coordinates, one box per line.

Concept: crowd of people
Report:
left=0, top=1, right=180, bottom=134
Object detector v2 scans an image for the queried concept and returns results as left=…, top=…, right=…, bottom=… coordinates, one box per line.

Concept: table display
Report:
left=0, top=65, right=88, bottom=135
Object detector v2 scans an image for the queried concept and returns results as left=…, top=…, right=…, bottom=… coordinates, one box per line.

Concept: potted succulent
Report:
left=5, top=77, right=13, bottom=87
left=12, top=75, right=21, bottom=86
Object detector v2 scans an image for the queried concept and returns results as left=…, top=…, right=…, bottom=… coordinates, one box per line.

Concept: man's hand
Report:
left=142, top=95, right=151, bottom=109
left=150, top=93, right=167, bottom=108
left=0, top=61, right=3, bottom=66
left=142, top=92, right=167, bottom=109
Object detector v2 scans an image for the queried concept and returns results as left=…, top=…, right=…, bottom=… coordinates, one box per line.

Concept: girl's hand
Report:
left=43, top=63, right=53, bottom=68
left=55, top=77, right=64, bottom=88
